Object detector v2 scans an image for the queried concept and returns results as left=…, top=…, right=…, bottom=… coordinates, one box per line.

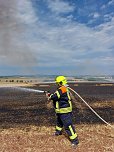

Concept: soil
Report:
left=0, top=83, right=114, bottom=152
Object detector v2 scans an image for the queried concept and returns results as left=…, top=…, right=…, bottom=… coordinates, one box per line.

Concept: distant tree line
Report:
left=0, top=79, right=38, bottom=83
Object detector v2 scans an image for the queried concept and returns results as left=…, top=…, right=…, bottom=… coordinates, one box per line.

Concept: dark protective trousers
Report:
left=56, top=112, right=77, bottom=141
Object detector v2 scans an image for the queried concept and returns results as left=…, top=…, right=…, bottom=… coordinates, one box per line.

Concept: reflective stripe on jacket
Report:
left=50, top=86, right=72, bottom=113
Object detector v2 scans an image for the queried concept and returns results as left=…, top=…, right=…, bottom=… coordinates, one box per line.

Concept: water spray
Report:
left=2, top=86, right=46, bottom=94
left=14, top=87, right=46, bottom=93
left=68, top=87, right=114, bottom=130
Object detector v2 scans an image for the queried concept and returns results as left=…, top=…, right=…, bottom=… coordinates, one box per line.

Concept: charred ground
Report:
left=0, top=83, right=114, bottom=128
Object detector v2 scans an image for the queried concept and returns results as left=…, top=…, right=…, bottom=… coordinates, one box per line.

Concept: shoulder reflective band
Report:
left=67, top=88, right=71, bottom=100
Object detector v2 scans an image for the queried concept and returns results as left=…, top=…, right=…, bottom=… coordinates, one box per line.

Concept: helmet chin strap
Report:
left=59, top=81, right=62, bottom=85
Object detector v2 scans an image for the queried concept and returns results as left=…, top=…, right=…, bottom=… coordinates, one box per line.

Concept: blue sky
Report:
left=0, top=0, right=114, bottom=76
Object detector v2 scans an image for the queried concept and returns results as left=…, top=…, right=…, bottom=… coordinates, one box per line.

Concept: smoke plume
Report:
left=0, top=0, right=38, bottom=74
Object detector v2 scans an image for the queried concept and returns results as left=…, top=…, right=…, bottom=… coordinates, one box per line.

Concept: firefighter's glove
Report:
left=46, top=92, right=51, bottom=101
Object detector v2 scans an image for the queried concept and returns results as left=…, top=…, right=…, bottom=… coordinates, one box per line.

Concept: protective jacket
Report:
left=50, top=85, right=72, bottom=113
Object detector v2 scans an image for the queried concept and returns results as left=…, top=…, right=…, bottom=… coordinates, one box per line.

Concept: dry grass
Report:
left=0, top=83, right=34, bottom=88
left=89, top=100, right=113, bottom=108
left=96, top=84, right=114, bottom=86
left=0, top=124, right=114, bottom=152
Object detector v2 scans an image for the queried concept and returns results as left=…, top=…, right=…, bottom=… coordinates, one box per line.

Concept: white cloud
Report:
left=16, top=0, right=38, bottom=24
left=108, top=0, right=114, bottom=5
left=26, top=17, right=114, bottom=71
left=101, top=4, right=106, bottom=9
left=0, top=0, right=38, bottom=69
left=89, top=12, right=100, bottom=19
left=93, top=12, right=100, bottom=18
left=104, top=13, right=113, bottom=21
left=101, top=0, right=114, bottom=9
left=0, top=0, right=114, bottom=75
left=87, top=12, right=100, bottom=25
left=47, top=0, right=75, bottom=14
left=101, top=56, right=114, bottom=62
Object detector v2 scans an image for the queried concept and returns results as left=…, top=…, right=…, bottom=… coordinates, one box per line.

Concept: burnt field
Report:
left=0, top=83, right=114, bottom=152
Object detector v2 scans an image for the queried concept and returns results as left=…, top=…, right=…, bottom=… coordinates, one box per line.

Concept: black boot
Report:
left=54, top=130, right=62, bottom=136
left=71, top=137, right=79, bottom=147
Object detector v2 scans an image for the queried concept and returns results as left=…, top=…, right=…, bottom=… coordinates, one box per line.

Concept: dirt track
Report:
left=0, top=83, right=114, bottom=152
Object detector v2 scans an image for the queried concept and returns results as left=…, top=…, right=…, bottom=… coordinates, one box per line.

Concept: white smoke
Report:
left=0, top=0, right=38, bottom=74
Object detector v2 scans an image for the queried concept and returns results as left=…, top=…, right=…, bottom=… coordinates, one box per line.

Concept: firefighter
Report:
left=46, top=76, right=79, bottom=146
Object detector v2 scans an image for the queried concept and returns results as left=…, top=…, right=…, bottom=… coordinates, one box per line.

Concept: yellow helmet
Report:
left=55, top=76, right=67, bottom=85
